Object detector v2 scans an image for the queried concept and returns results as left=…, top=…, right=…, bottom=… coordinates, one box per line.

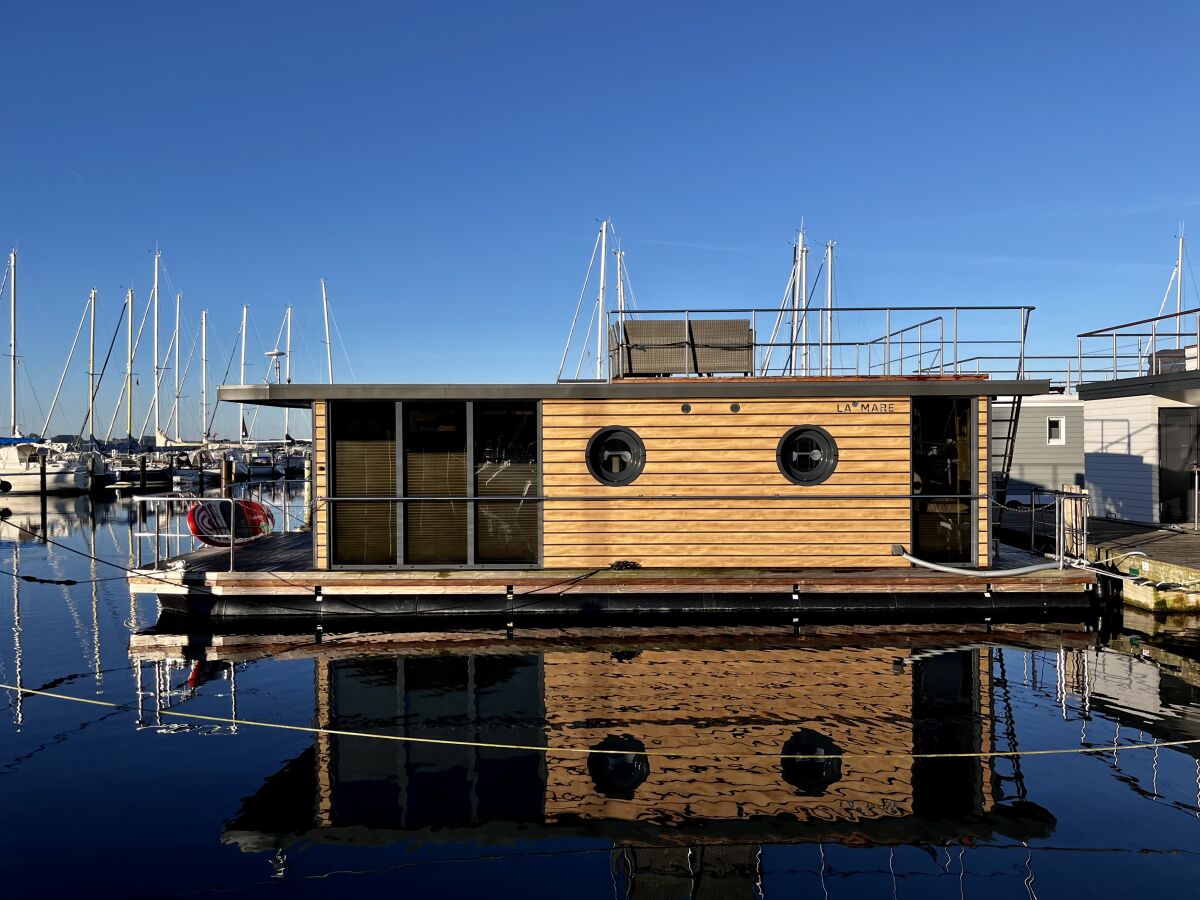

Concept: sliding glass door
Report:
left=328, top=399, right=539, bottom=568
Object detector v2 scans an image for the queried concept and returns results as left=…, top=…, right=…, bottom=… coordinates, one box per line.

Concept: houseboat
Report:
left=127, top=299, right=1095, bottom=615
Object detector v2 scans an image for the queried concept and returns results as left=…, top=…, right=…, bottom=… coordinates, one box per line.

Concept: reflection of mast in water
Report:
left=10, top=543, right=21, bottom=727
left=90, top=515, right=101, bottom=686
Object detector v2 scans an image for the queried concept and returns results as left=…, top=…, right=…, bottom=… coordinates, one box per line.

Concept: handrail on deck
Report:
left=1076, top=306, right=1200, bottom=385
left=598, top=304, right=1035, bottom=382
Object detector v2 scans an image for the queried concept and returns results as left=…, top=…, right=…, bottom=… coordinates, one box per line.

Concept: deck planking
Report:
left=127, top=530, right=1093, bottom=598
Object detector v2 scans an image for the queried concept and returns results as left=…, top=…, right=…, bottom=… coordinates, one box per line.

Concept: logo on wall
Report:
left=835, top=401, right=898, bottom=413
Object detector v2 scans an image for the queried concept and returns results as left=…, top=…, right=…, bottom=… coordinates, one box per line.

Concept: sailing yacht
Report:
left=0, top=440, right=88, bottom=494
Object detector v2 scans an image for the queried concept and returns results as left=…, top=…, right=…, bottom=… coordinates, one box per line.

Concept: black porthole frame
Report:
left=586, top=426, right=646, bottom=486
left=776, top=425, right=839, bottom=486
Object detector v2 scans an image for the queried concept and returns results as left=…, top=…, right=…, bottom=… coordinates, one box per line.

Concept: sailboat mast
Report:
left=152, top=249, right=160, bottom=443
left=125, top=288, right=134, bottom=445
left=1178, top=227, right=1186, bottom=350
left=240, top=304, right=248, bottom=441
left=597, top=221, right=607, bottom=381
left=284, top=304, right=292, bottom=439
left=790, top=234, right=800, bottom=376
left=7, top=249, right=15, bottom=437
left=200, top=309, right=208, bottom=441
left=824, top=241, right=835, bottom=376
left=321, top=277, right=333, bottom=384
left=88, top=287, right=96, bottom=447
left=800, top=234, right=809, bottom=375
left=173, top=292, right=181, bottom=442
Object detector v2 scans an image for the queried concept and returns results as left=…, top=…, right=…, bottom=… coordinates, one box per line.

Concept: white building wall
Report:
left=1083, top=395, right=1192, bottom=523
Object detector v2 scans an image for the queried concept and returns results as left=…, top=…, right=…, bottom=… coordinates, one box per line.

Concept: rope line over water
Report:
left=4, top=682, right=1199, bottom=762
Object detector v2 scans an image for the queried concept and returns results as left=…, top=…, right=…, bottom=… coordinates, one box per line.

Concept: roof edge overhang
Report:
left=219, top=378, right=1054, bottom=409
left=1078, top=370, right=1200, bottom=403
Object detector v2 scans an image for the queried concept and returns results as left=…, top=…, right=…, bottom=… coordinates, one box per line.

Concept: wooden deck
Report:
left=1087, top=518, right=1200, bottom=612
left=126, top=530, right=1094, bottom=615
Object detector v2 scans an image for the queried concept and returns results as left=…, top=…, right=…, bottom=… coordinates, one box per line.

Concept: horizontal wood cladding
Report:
left=542, top=396, right=912, bottom=569
left=313, top=401, right=329, bottom=570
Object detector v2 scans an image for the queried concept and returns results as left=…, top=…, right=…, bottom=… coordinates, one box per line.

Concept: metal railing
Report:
left=1076, top=306, right=1200, bottom=384
left=1004, top=488, right=1089, bottom=567
left=132, top=480, right=311, bottom=572
left=581, top=304, right=1035, bottom=382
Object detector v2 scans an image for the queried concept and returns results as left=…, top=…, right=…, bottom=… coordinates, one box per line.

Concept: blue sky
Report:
left=2, top=1, right=1198, bottom=439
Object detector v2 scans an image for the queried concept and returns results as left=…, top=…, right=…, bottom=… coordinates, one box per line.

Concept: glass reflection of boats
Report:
left=129, top=623, right=1088, bottom=869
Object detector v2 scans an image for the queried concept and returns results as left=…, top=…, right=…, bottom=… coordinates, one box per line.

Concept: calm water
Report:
left=2, top=494, right=1200, bottom=897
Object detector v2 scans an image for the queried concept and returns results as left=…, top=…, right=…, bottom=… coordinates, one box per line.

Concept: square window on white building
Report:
left=1047, top=416, right=1066, bottom=446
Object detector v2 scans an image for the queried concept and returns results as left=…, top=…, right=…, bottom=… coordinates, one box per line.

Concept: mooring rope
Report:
left=3, top=682, right=1197, bottom=761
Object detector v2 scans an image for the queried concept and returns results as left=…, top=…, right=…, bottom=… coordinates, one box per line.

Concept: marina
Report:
left=4, top=4, right=1200, bottom=894
left=3, top=495, right=1200, bottom=894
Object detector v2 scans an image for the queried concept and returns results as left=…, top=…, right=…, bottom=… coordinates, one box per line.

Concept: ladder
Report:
left=989, top=394, right=1023, bottom=507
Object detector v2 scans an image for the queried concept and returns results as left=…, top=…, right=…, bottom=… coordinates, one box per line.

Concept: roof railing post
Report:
left=953, top=308, right=959, bottom=374
left=885, top=309, right=891, bottom=375
left=939, top=316, right=944, bottom=374
left=1017, top=308, right=1028, bottom=379
left=683, top=309, right=690, bottom=377
left=1113, top=333, right=1118, bottom=380
left=1077, top=337, right=1084, bottom=384
left=917, top=323, right=923, bottom=376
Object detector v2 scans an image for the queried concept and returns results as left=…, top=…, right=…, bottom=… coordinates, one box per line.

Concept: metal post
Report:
left=939, top=317, right=944, bottom=374
left=683, top=309, right=690, bottom=375
left=139, top=456, right=147, bottom=490
left=1077, top=337, right=1084, bottom=384
left=953, top=308, right=959, bottom=374
left=885, top=309, right=891, bottom=375
left=1113, top=333, right=1118, bottom=379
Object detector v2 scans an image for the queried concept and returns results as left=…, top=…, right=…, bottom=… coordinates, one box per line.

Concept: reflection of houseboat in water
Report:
left=130, top=293, right=1094, bottom=613
left=129, top=625, right=1076, bottom=886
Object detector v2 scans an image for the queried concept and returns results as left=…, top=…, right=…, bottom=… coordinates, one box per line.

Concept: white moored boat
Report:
left=0, top=442, right=88, bottom=494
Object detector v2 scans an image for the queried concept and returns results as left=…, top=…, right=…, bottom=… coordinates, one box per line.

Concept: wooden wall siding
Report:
left=978, top=398, right=990, bottom=568
left=542, top=649, right=919, bottom=822
left=542, top=398, right=912, bottom=569
left=313, top=401, right=329, bottom=570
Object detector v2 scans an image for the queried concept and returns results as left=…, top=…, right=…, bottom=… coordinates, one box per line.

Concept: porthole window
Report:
left=777, top=425, right=838, bottom=485
left=586, top=427, right=646, bottom=485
